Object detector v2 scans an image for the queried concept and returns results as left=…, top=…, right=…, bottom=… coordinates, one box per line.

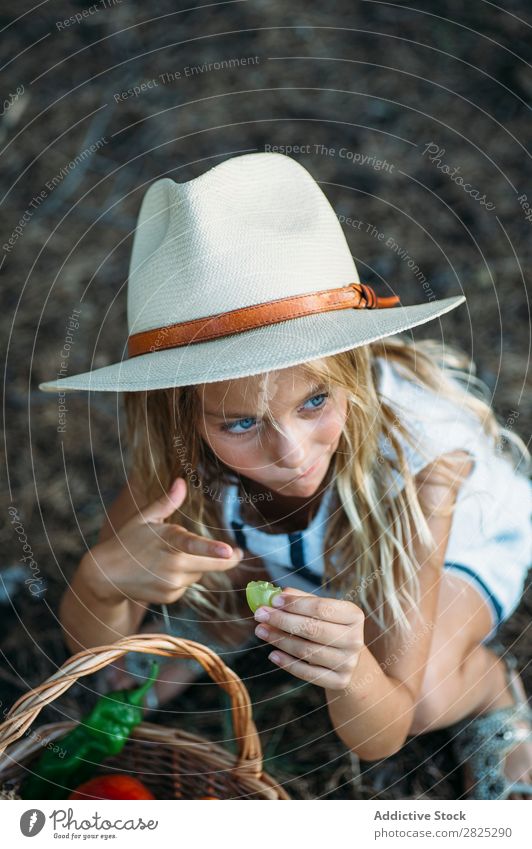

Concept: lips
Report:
left=295, top=457, right=321, bottom=479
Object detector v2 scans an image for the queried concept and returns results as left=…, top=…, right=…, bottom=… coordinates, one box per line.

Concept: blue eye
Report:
left=305, top=392, right=328, bottom=410
left=221, top=392, right=329, bottom=436
left=225, top=416, right=256, bottom=435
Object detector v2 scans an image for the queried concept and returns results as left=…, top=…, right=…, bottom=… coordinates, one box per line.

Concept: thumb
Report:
left=140, top=477, right=187, bottom=524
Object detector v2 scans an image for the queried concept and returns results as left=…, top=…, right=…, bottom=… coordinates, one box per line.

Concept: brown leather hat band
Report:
left=127, top=282, right=400, bottom=358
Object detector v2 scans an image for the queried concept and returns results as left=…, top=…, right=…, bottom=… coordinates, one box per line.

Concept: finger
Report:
left=169, top=554, right=244, bottom=575
left=152, top=567, right=205, bottom=603
left=140, top=478, right=187, bottom=523
left=271, top=589, right=360, bottom=625
left=161, top=570, right=203, bottom=591
left=256, top=623, right=346, bottom=669
left=162, top=526, right=241, bottom=560
left=255, top=606, right=350, bottom=647
left=267, top=649, right=344, bottom=689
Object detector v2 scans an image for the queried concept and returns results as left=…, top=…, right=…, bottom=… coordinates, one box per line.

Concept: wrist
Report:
left=324, top=647, right=413, bottom=760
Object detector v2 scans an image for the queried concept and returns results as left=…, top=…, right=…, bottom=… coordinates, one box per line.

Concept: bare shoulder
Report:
left=97, top=473, right=148, bottom=544
left=413, top=449, right=475, bottom=509
left=364, top=450, right=475, bottom=697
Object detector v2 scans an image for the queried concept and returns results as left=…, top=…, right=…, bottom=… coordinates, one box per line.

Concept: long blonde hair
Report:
left=124, top=335, right=530, bottom=643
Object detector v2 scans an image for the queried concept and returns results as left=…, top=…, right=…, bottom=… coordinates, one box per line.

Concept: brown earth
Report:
left=1, top=0, right=530, bottom=799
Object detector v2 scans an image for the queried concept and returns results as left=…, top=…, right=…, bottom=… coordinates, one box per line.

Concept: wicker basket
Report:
left=0, top=633, right=290, bottom=800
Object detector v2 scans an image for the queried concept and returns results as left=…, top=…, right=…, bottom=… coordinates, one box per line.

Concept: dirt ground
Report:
left=1, top=1, right=530, bottom=799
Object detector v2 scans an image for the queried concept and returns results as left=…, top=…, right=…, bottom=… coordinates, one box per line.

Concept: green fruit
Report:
left=246, top=580, right=282, bottom=613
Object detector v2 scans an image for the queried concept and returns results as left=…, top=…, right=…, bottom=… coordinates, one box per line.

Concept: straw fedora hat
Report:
left=39, top=151, right=465, bottom=393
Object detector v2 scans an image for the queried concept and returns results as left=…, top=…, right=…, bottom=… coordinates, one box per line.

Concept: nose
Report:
left=267, top=424, right=307, bottom=470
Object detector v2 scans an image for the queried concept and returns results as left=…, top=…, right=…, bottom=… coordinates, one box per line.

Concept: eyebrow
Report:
left=204, top=381, right=325, bottom=420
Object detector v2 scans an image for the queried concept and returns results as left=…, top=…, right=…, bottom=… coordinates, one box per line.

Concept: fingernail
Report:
left=271, top=594, right=285, bottom=607
left=255, top=625, right=268, bottom=639
left=269, top=652, right=280, bottom=663
left=254, top=608, right=270, bottom=622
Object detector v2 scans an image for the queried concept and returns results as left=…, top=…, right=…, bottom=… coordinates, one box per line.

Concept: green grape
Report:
left=246, top=580, right=282, bottom=613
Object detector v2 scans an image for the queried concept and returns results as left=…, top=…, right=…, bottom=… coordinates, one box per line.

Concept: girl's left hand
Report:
left=253, top=587, right=365, bottom=691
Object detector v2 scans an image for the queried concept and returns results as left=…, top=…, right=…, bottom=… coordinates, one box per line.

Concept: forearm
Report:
left=325, top=644, right=415, bottom=761
left=59, top=553, right=148, bottom=654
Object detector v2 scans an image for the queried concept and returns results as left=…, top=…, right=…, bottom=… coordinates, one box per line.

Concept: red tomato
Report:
left=69, top=775, right=155, bottom=800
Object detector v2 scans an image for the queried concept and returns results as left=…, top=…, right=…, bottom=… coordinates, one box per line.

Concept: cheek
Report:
left=201, top=428, right=256, bottom=469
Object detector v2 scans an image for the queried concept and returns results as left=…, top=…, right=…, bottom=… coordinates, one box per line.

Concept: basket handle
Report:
left=0, top=634, right=264, bottom=779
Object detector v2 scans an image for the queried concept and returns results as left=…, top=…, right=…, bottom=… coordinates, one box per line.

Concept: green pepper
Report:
left=246, top=580, right=282, bottom=613
left=20, top=661, right=159, bottom=800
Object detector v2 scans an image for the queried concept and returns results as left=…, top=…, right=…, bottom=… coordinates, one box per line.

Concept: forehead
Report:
left=197, top=362, right=325, bottom=417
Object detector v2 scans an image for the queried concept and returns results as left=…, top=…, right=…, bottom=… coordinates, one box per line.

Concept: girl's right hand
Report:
left=83, top=477, right=244, bottom=606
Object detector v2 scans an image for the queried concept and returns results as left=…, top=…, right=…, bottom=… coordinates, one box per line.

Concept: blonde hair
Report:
left=124, top=335, right=530, bottom=643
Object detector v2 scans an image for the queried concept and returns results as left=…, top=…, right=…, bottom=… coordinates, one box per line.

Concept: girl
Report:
left=39, top=152, right=532, bottom=800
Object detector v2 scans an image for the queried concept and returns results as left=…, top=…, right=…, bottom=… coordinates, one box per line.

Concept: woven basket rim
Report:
left=0, top=634, right=290, bottom=799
